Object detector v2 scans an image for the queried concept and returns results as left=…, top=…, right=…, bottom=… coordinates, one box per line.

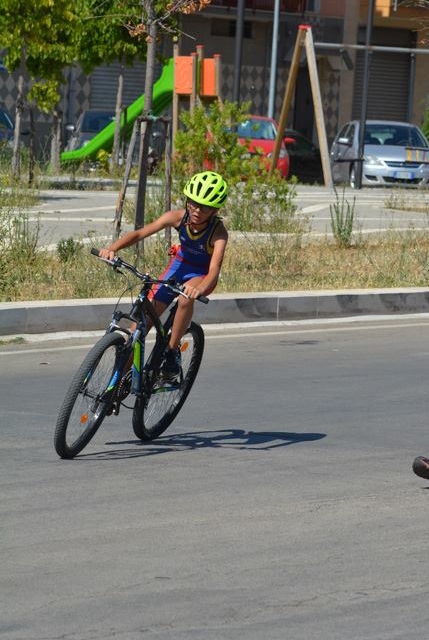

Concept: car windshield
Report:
left=0, top=109, right=13, bottom=131
left=80, top=111, right=115, bottom=133
left=238, top=119, right=276, bottom=140
left=365, top=124, right=428, bottom=148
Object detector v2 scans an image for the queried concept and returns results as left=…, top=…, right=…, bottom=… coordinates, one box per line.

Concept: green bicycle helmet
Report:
left=183, top=171, right=228, bottom=208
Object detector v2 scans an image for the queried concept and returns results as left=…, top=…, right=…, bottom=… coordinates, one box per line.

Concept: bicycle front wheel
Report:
left=132, top=322, right=204, bottom=441
left=54, top=332, right=127, bottom=459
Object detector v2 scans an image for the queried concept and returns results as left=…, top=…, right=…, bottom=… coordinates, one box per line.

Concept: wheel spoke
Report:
left=132, top=323, right=204, bottom=441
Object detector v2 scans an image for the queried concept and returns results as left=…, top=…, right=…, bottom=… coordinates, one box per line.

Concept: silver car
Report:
left=330, top=119, right=429, bottom=188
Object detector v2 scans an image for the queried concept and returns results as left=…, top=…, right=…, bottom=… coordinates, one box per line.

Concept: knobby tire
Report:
left=54, top=332, right=127, bottom=459
left=132, top=322, right=204, bottom=441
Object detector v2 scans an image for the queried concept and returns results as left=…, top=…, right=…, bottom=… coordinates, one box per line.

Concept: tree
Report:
left=75, top=0, right=147, bottom=167
left=123, top=0, right=213, bottom=238
left=0, top=0, right=80, bottom=177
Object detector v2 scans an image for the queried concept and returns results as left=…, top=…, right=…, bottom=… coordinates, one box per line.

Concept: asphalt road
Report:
left=27, top=184, right=429, bottom=248
left=2, top=318, right=429, bottom=639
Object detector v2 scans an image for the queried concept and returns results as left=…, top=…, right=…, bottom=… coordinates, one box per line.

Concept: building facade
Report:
left=174, top=0, right=429, bottom=143
left=0, top=0, right=428, bottom=154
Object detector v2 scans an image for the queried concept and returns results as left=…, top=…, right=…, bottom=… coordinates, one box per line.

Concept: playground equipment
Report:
left=60, top=48, right=222, bottom=164
left=269, top=25, right=333, bottom=188
left=60, top=60, right=174, bottom=163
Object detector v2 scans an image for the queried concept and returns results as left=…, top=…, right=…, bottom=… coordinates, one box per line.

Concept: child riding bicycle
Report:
left=99, top=170, right=229, bottom=383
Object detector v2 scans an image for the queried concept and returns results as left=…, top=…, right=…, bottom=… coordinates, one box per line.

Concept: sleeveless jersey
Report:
left=150, top=211, right=223, bottom=304
left=175, top=211, right=222, bottom=271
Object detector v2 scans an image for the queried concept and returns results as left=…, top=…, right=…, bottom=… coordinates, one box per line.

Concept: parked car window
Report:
left=0, top=107, right=14, bottom=145
left=365, top=123, right=428, bottom=147
left=238, top=119, right=276, bottom=140
left=284, top=129, right=323, bottom=184
left=337, top=123, right=352, bottom=143
left=65, top=109, right=115, bottom=151
left=80, top=111, right=115, bottom=133
left=224, top=115, right=289, bottom=178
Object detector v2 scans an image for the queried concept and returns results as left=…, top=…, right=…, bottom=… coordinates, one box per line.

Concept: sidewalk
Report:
left=2, top=287, right=429, bottom=336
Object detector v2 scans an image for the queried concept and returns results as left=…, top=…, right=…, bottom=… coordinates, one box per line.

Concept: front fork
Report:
left=131, top=303, right=178, bottom=397
left=131, top=328, right=144, bottom=395
left=103, top=310, right=146, bottom=399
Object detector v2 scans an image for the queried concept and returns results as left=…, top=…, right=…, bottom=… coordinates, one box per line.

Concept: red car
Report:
left=237, top=115, right=290, bottom=178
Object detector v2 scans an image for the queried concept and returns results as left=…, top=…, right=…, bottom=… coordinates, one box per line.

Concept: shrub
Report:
left=57, top=237, right=84, bottom=263
left=172, top=100, right=298, bottom=232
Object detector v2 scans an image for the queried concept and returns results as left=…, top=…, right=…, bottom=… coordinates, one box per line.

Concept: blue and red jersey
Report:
left=150, top=211, right=223, bottom=304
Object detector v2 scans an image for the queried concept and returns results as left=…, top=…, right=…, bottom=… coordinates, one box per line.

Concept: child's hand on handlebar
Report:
left=99, top=248, right=116, bottom=261
left=182, top=283, right=204, bottom=300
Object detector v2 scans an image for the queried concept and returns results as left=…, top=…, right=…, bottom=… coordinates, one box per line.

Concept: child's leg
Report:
left=168, top=296, right=195, bottom=350
left=168, top=275, right=209, bottom=350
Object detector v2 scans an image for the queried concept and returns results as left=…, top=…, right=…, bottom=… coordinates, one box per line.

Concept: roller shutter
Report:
left=352, top=51, right=409, bottom=120
left=352, top=27, right=414, bottom=121
left=90, top=61, right=162, bottom=110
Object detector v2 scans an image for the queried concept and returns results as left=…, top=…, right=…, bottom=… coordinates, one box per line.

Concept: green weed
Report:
left=330, top=187, right=356, bottom=247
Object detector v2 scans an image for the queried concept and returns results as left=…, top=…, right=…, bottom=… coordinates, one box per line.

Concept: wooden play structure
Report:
left=269, top=24, right=333, bottom=188
left=172, top=44, right=222, bottom=148
left=113, top=46, right=222, bottom=239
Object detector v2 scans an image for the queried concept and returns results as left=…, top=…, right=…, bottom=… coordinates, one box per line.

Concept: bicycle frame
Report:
left=103, top=283, right=178, bottom=405
left=89, top=247, right=208, bottom=409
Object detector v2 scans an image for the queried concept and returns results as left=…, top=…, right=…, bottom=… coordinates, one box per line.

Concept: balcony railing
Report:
left=208, top=0, right=306, bottom=12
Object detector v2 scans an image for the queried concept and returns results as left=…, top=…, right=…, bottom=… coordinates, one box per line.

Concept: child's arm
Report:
left=99, top=209, right=183, bottom=260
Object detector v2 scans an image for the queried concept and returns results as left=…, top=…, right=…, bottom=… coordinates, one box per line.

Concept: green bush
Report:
left=57, top=237, right=84, bottom=262
left=172, top=100, right=298, bottom=232
left=0, top=191, right=44, bottom=300
left=330, top=188, right=356, bottom=248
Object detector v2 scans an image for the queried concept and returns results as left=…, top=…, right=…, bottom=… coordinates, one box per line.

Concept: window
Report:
left=305, top=0, right=320, bottom=11
left=211, top=19, right=252, bottom=38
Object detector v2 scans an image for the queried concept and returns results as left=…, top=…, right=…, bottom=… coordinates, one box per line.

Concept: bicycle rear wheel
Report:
left=132, top=322, right=204, bottom=441
left=54, top=332, right=127, bottom=459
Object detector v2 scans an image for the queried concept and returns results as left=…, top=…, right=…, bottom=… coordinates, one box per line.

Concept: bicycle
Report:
left=54, top=248, right=208, bottom=459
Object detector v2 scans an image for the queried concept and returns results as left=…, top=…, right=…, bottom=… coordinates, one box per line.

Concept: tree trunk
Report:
left=28, top=108, right=35, bottom=186
left=134, top=1, right=157, bottom=241
left=50, top=108, right=62, bottom=173
left=113, top=118, right=139, bottom=240
left=12, top=73, right=24, bottom=180
left=112, top=63, right=124, bottom=168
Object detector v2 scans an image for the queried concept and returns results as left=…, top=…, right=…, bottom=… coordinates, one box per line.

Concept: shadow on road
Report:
left=76, top=428, right=326, bottom=460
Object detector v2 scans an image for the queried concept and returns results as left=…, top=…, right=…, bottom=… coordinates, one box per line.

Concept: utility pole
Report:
left=268, top=0, right=280, bottom=118
left=355, top=0, right=375, bottom=189
left=232, top=0, right=245, bottom=105
left=134, top=0, right=157, bottom=262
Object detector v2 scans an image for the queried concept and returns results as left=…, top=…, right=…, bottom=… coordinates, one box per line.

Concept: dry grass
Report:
left=4, top=230, right=429, bottom=302
left=217, top=230, right=429, bottom=293
left=3, top=177, right=429, bottom=302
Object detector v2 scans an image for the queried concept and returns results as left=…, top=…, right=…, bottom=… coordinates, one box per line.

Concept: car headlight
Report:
left=364, top=154, right=384, bottom=166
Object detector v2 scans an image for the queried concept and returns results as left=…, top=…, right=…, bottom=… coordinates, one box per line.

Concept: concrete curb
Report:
left=2, top=288, right=429, bottom=336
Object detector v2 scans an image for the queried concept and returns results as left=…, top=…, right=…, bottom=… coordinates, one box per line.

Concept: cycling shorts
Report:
left=150, top=256, right=209, bottom=306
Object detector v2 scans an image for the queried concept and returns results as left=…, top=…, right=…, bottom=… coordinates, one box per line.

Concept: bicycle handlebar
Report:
left=91, top=248, right=209, bottom=304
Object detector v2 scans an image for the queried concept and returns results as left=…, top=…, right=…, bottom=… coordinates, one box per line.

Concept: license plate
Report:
left=393, top=171, right=414, bottom=179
